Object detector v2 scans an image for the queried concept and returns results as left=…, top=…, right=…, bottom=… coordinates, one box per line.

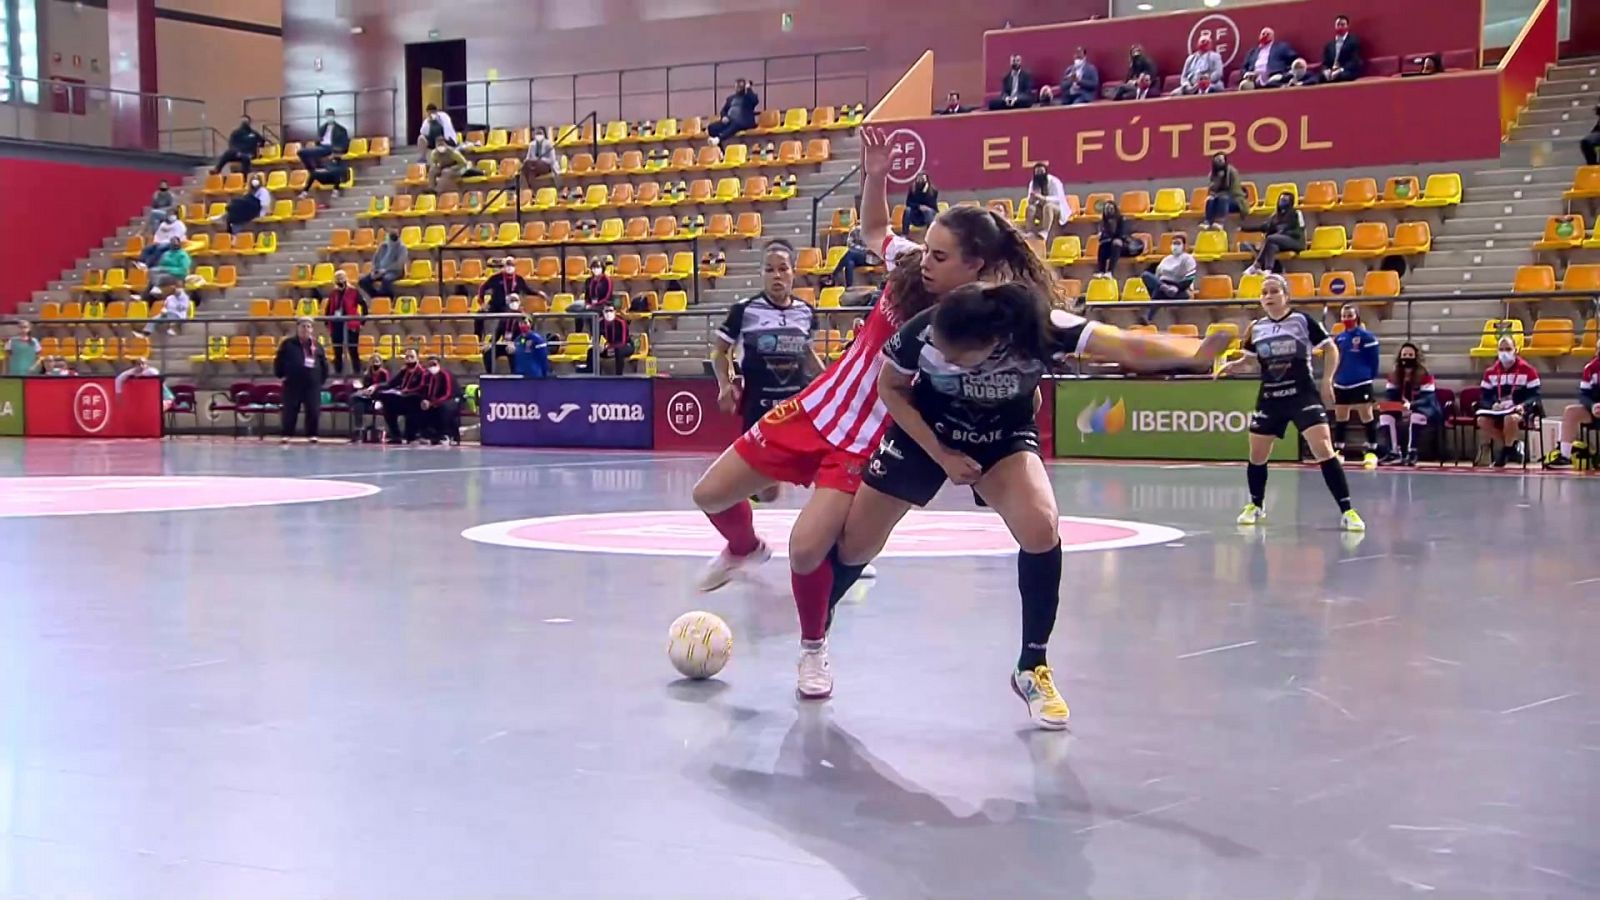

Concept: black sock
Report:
left=1320, top=457, right=1353, bottom=513
left=1332, top=419, right=1348, bottom=449
left=1017, top=542, right=1063, bottom=672
left=1247, top=462, right=1268, bottom=508
left=1363, top=418, right=1378, bottom=451
left=823, top=545, right=868, bottom=631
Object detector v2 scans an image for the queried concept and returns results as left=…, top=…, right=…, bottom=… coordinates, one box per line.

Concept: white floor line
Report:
left=300, top=455, right=687, bottom=479
left=1175, top=640, right=1258, bottom=660
left=1499, top=693, right=1578, bottom=715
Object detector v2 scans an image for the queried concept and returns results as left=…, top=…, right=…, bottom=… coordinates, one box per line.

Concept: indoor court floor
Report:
left=0, top=439, right=1597, bottom=899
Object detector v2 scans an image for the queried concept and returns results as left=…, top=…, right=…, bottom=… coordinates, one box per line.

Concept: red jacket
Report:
left=323, top=287, right=366, bottom=327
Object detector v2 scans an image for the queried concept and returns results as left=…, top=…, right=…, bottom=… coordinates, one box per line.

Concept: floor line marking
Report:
left=1176, top=640, right=1258, bottom=660
left=1331, top=615, right=1397, bottom=632
left=1572, top=577, right=1600, bottom=586
left=301, top=455, right=686, bottom=479
left=1337, top=554, right=1388, bottom=564
left=1072, top=797, right=1197, bottom=834
left=1299, top=687, right=1357, bottom=721
left=1499, top=693, right=1578, bottom=715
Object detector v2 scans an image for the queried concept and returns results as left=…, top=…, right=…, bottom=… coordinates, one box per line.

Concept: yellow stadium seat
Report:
left=1533, top=215, right=1585, bottom=251
left=1469, top=319, right=1525, bottom=358
left=1389, top=221, right=1432, bottom=256
left=1121, top=277, right=1151, bottom=302
left=1085, top=277, right=1119, bottom=304
left=1253, top=182, right=1298, bottom=215
left=711, top=177, right=741, bottom=203
left=1343, top=222, right=1391, bottom=259
left=397, top=259, right=435, bottom=287
left=1562, top=264, right=1600, bottom=292
left=1562, top=165, right=1600, bottom=201
left=1046, top=236, right=1082, bottom=266
left=776, top=107, right=808, bottom=133
left=1298, top=180, right=1340, bottom=212
left=1521, top=318, right=1574, bottom=358
left=1298, top=225, right=1349, bottom=260
left=1145, top=188, right=1187, bottom=221
left=711, top=144, right=748, bottom=171
left=1412, top=172, right=1462, bottom=208
left=258, top=199, right=294, bottom=223
left=1573, top=320, right=1599, bottom=357
left=1191, top=229, right=1229, bottom=263
left=1361, top=270, right=1401, bottom=298
left=659, top=291, right=688, bottom=313
left=817, top=286, right=844, bottom=308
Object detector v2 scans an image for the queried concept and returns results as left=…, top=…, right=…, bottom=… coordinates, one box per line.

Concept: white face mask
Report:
left=1497, top=350, right=1516, bottom=366
left=427, top=365, right=441, bottom=374
left=603, top=311, right=616, bottom=320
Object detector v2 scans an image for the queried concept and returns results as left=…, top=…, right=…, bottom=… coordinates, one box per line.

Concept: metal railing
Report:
left=417, top=234, right=704, bottom=305
left=241, top=86, right=400, bottom=146
left=0, top=75, right=209, bottom=156
left=439, top=48, right=870, bottom=135
left=811, top=162, right=861, bottom=248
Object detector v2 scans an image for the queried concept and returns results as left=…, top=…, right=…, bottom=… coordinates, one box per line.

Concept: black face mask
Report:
left=1399, top=358, right=1417, bottom=368
left=1032, top=172, right=1047, bottom=190
left=1011, top=62, right=1021, bottom=70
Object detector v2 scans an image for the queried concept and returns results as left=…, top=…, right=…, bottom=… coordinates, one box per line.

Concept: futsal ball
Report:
left=667, top=611, right=733, bottom=679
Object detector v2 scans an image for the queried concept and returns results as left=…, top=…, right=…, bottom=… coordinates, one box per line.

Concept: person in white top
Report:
left=1140, top=235, right=1198, bottom=299
left=521, top=126, right=561, bottom=189
left=140, top=276, right=193, bottom=336
left=137, top=212, right=188, bottom=268
left=417, top=104, right=458, bottom=159
left=1022, top=162, right=1068, bottom=239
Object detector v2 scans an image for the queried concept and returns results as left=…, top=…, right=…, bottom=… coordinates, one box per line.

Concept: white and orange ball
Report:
left=667, top=611, right=733, bottom=679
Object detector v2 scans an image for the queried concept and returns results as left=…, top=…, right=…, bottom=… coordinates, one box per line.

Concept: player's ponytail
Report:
left=932, top=281, right=1055, bottom=364
left=883, top=246, right=937, bottom=321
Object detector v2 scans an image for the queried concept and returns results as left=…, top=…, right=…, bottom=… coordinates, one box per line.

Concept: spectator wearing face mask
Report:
left=1475, top=337, right=1542, bottom=467
left=902, top=174, right=939, bottom=233
left=596, top=307, right=632, bottom=376
left=214, top=115, right=267, bottom=175
left=1322, top=15, right=1365, bottom=83
left=523, top=126, right=561, bottom=189
left=1180, top=36, right=1225, bottom=95
left=298, top=108, right=350, bottom=172
left=1243, top=193, right=1305, bottom=275
left=379, top=349, right=427, bottom=444
left=220, top=175, right=272, bottom=234
left=419, top=356, right=461, bottom=445
left=305, top=154, right=351, bottom=198
left=1023, top=162, right=1069, bottom=240
left=274, top=317, right=330, bottom=443
left=140, top=276, right=192, bottom=337
left=114, top=357, right=174, bottom=412
left=322, top=270, right=367, bottom=374
left=937, top=91, right=967, bottom=115
left=136, top=211, right=187, bottom=269
left=417, top=104, right=458, bottom=159
left=427, top=142, right=483, bottom=192
left=1547, top=343, right=1600, bottom=468
left=1240, top=27, right=1298, bottom=90
left=483, top=292, right=526, bottom=373
left=1093, top=201, right=1131, bottom=280
left=155, top=240, right=193, bottom=287
left=1379, top=342, right=1440, bottom=466
left=511, top=316, right=551, bottom=378
left=989, top=55, right=1036, bottom=110
left=1203, top=153, right=1247, bottom=231
left=1140, top=236, right=1197, bottom=299
left=1331, top=304, right=1381, bottom=467
left=828, top=225, right=873, bottom=288
left=476, top=256, right=531, bottom=340
left=360, top=230, right=408, bottom=300
left=348, top=352, right=389, bottom=441
left=708, top=78, right=760, bottom=145
left=1581, top=101, right=1600, bottom=166
left=1057, top=47, right=1100, bottom=106
left=582, top=262, right=614, bottom=311
left=143, top=180, right=176, bottom=236
left=4, top=320, right=40, bottom=375
left=1282, top=58, right=1322, bottom=88
left=1114, top=44, right=1159, bottom=100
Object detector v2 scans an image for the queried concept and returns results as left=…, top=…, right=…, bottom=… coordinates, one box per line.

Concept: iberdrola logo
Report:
left=1075, top=398, right=1126, bottom=438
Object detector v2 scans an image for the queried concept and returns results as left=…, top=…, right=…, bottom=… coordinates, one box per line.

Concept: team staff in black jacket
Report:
left=273, top=317, right=330, bottom=442
left=214, top=115, right=269, bottom=175
left=419, top=356, right=461, bottom=445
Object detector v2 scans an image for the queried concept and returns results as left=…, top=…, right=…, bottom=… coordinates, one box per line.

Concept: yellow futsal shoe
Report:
left=1363, top=451, right=1379, bottom=469
left=1236, top=503, right=1266, bottom=526
left=1341, top=509, right=1367, bottom=532
left=1011, top=664, right=1070, bottom=730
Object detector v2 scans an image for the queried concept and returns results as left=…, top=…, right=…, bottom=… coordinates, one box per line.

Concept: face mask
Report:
left=1334, top=24, right=1349, bottom=35
left=428, top=365, right=440, bottom=374
left=1399, top=358, right=1416, bottom=368
left=603, top=311, right=616, bottom=320
left=1171, top=244, right=1185, bottom=255
left=1011, top=61, right=1021, bottom=70
left=1498, top=351, right=1516, bottom=366
left=518, top=323, right=531, bottom=334
left=1260, top=33, right=1273, bottom=46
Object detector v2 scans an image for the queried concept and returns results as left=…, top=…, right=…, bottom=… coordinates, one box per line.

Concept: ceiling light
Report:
left=1136, top=2, right=1152, bottom=9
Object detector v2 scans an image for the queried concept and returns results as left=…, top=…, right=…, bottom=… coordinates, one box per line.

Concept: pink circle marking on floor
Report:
left=462, top=509, right=1183, bottom=558
left=0, top=476, right=380, bottom=518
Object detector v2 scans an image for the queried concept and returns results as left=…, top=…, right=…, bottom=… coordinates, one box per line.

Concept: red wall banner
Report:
left=878, top=72, right=1503, bottom=191
left=23, top=376, right=163, bottom=438
left=652, top=378, right=745, bottom=452
left=983, top=0, right=1482, bottom=93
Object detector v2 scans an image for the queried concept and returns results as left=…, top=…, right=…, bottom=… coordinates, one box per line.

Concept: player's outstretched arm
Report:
left=858, top=127, right=892, bottom=251
left=1083, top=326, right=1231, bottom=374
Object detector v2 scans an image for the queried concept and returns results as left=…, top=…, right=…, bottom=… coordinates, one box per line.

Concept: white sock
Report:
left=1560, top=441, right=1572, bottom=457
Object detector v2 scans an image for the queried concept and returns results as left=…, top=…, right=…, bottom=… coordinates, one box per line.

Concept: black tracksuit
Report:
left=273, top=336, right=330, bottom=438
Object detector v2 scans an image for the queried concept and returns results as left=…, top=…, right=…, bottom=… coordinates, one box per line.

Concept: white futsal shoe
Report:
left=859, top=563, right=878, bottom=580
left=696, top=540, right=772, bottom=592
left=1011, top=665, right=1070, bottom=730
left=796, top=639, right=833, bottom=699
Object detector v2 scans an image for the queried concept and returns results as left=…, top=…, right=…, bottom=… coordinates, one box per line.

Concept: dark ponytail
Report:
left=933, top=205, right=1062, bottom=306
left=932, top=281, right=1055, bottom=364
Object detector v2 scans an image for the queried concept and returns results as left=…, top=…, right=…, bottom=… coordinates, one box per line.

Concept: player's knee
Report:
left=690, top=474, right=727, bottom=513
left=1014, top=509, right=1060, bottom=554
left=787, top=537, right=829, bottom=575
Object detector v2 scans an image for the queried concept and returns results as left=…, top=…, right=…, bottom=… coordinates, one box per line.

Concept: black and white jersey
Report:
left=883, top=307, right=1094, bottom=431
left=1240, top=310, right=1332, bottom=401
left=717, top=294, right=817, bottom=409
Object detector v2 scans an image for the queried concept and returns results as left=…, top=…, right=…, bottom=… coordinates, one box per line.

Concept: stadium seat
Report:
left=1361, top=270, right=1401, bottom=298
left=1318, top=270, right=1359, bottom=299
left=735, top=212, right=763, bottom=239
left=1468, top=319, right=1525, bottom=358
left=660, top=291, right=688, bottom=313
left=1121, top=277, right=1151, bottom=302
left=1521, top=318, right=1574, bottom=358
left=1533, top=215, right=1585, bottom=251
left=1389, top=222, right=1432, bottom=256
left=1195, top=274, right=1234, bottom=301
left=1145, top=188, right=1186, bottom=221
left=1253, top=182, right=1298, bottom=216
left=1299, top=180, right=1340, bottom=212
left=1512, top=265, right=1556, bottom=294
left=1373, top=176, right=1421, bottom=210
left=1412, top=172, right=1463, bottom=208
left=1119, top=191, right=1152, bottom=218
left=1085, top=277, right=1119, bottom=304
left=1285, top=272, right=1316, bottom=300
left=1561, top=264, right=1600, bottom=292
left=1298, top=226, right=1349, bottom=260
left=1562, top=166, right=1600, bottom=201
left=1343, top=222, right=1391, bottom=259
left=1046, top=236, right=1081, bottom=266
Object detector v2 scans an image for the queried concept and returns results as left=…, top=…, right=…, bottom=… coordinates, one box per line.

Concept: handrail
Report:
left=811, top=163, right=862, bottom=248
left=420, top=233, right=703, bottom=305
left=1, top=75, right=210, bottom=155
left=240, top=85, right=400, bottom=144
left=555, top=110, right=601, bottom=166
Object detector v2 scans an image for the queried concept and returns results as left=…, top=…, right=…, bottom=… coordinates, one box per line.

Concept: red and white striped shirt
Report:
left=797, top=232, right=919, bottom=455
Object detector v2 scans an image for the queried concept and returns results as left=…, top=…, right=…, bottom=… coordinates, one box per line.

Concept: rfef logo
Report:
left=666, top=390, right=704, bottom=436
left=1076, top=398, right=1126, bottom=438
left=73, top=383, right=112, bottom=434
left=1189, top=13, right=1242, bottom=68
left=885, top=128, right=927, bottom=185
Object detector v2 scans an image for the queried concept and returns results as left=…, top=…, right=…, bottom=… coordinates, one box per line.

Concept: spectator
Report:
left=155, top=240, right=192, bottom=287
left=596, top=306, right=633, bottom=376
left=511, top=316, right=551, bottom=378
left=114, top=357, right=174, bottom=412
left=481, top=276, right=530, bottom=372
left=989, top=55, right=1036, bottom=110
left=273, top=316, right=330, bottom=443
left=1322, top=15, right=1365, bottom=83
left=1114, top=44, right=1159, bottom=100
left=1331, top=304, right=1381, bottom=467
left=708, top=78, right=760, bottom=145
left=582, top=260, right=614, bottom=311
left=136, top=210, right=187, bottom=269
left=427, top=143, right=482, bottom=192
left=349, top=351, right=389, bottom=441
left=1475, top=336, right=1541, bottom=467
left=523, top=126, right=561, bottom=189
left=1057, top=47, right=1100, bottom=105
left=1202, top=153, right=1247, bottom=230
left=419, top=355, right=460, bottom=445
left=219, top=175, right=271, bottom=234
left=1582, top=101, right=1600, bottom=166
left=1140, top=235, right=1197, bottom=299
left=1240, top=27, right=1297, bottom=89
left=1092, top=200, right=1131, bottom=280
left=478, top=256, right=531, bottom=319
left=1379, top=341, right=1441, bottom=466
left=379, top=348, right=426, bottom=444
left=43, top=355, right=73, bottom=376
left=1243, top=193, right=1305, bottom=275
left=4, top=320, right=40, bottom=375
left=1117, top=72, right=1158, bottom=101
left=360, top=229, right=408, bottom=300
left=214, top=115, right=267, bottom=175
left=297, top=108, right=350, bottom=172
left=829, top=225, right=872, bottom=288
left=1022, top=162, right=1069, bottom=239
left=1548, top=342, right=1599, bottom=467
left=417, top=104, right=458, bottom=158
left=937, top=91, right=967, bottom=115
left=1282, top=58, right=1322, bottom=87
left=139, top=276, right=193, bottom=337
left=322, top=269, right=367, bottom=374
left=142, top=180, right=176, bottom=236
left=902, top=174, right=939, bottom=232
left=304, top=154, right=351, bottom=197
left=1180, top=35, right=1224, bottom=95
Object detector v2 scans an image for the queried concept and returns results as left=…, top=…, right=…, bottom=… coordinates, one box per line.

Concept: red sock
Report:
left=706, top=501, right=759, bottom=556
left=791, top=562, right=833, bottom=641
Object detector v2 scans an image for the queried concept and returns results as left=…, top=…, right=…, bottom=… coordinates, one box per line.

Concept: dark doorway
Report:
left=404, top=39, right=468, bottom=142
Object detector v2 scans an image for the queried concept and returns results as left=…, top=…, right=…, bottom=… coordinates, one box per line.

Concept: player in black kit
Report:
left=1218, top=273, right=1366, bottom=532
left=824, top=278, right=1226, bottom=730
left=713, top=240, right=825, bottom=502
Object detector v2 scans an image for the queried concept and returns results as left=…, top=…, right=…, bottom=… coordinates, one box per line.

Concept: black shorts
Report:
left=1250, top=395, right=1329, bottom=439
left=863, top=421, right=1039, bottom=507
left=1333, top=384, right=1374, bottom=406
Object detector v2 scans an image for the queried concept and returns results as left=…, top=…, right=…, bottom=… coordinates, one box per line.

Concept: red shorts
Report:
left=733, top=398, right=866, bottom=494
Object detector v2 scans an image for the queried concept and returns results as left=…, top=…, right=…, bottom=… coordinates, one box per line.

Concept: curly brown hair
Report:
left=933, top=206, right=1060, bottom=303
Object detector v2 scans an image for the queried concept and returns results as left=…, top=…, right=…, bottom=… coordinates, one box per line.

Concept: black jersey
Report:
left=882, top=307, right=1094, bottom=434
left=1241, top=310, right=1332, bottom=401
left=717, top=294, right=817, bottom=411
